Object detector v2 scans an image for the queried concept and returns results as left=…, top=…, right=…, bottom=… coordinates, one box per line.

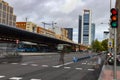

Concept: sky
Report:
left=4, top=0, right=116, bottom=43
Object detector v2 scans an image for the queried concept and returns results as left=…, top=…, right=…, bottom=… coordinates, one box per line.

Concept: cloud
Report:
left=60, top=0, right=85, bottom=13
left=4, top=0, right=116, bottom=43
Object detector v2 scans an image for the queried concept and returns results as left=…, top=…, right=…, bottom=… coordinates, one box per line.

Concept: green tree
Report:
left=91, top=39, right=102, bottom=52
left=101, top=39, right=108, bottom=51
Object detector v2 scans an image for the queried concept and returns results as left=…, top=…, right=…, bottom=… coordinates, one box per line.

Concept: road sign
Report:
left=108, top=39, right=113, bottom=48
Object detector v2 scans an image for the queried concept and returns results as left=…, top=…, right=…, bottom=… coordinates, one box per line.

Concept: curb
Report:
left=98, top=65, right=105, bottom=80
left=19, top=53, right=59, bottom=56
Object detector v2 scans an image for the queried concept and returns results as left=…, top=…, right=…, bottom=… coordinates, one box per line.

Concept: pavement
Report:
left=0, top=52, right=104, bottom=80
left=98, top=65, right=120, bottom=80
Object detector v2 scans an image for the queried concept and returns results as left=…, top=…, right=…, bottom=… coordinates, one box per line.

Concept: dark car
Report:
left=106, top=53, right=120, bottom=65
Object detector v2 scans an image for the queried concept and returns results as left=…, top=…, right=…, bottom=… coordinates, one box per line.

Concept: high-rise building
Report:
left=64, top=28, right=73, bottom=40
left=78, top=16, right=82, bottom=43
left=91, top=23, right=95, bottom=42
left=103, top=31, right=109, bottom=39
left=79, top=9, right=92, bottom=45
left=0, top=0, right=16, bottom=27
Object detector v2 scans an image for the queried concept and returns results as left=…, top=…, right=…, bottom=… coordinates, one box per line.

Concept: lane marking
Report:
left=0, top=75, right=5, bottom=78
left=9, top=77, right=22, bottom=80
left=82, top=63, right=86, bottom=64
left=64, top=67, right=71, bottom=69
left=88, top=69, right=95, bottom=71
left=11, top=63, right=18, bottom=65
left=52, top=66, right=59, bottom=68
left=53, top=62, right=73, bottom=68
left=42, top=65, right=48, bottom=67
left=75, top=68, right=83, bottom=70
left=31, top=64, right=38, bottom=66
left=30, top=79, right=41, bottom=80
left=21, top=63, right=28, bottom=66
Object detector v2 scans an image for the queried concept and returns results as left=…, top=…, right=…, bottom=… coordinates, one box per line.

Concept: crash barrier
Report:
left=72, top=56, right=89, bottom=62
left=72, top=54, right=97, bottom=62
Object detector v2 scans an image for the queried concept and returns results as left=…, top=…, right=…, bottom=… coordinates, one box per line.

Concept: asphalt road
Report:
left=0, top=52, right=104, bottom=80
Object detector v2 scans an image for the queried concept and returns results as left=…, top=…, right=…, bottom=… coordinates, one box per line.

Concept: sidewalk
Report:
left=98, top=65, right=120, bottom=80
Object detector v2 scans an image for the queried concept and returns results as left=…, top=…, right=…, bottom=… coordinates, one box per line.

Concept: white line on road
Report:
left=21, top=63, right=28, bottom=66
left=31, top=64, right=38, bottom=66
left=53, top=62, right=73, bottom=68
left=11, top=63, right=19, bottom=65
left=82, top=63, right=86, bottom=64
left=52, top=66, right=60, bottom=68
left=75, top=68, right=83, bottom=70
left=88, top=69, right=95, bottom=71
left=0, top=75, right=5, bottom=78
left=9, top=77, right=22, bottom=80
left=64, top=67, right=71, bottom=69
left=42, top=65, right=48, bottom=67
left=30, top=79, right=42, bottom=80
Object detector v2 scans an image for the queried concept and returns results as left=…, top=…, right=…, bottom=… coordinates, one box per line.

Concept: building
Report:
left=78, top=15, right=82, bottom=43
left=116, top=0, right=120, bottom=53
left=16, top=22, right=37, bottom=33
left=103, top=31, right=109, bottom=39
left=64, top=28, right=73, bottom=40
left=37, top=26, right=55, bottom=38
left=79, top=9, right=92, bottom=45
left=0, top=0, right=16, bottom=27
left=91, top=23, right=95, bottom=42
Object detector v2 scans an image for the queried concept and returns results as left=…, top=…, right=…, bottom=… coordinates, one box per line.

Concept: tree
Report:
left=101, top=39, right=108, bottom=51
left=91, top=39, right=102, bottom=52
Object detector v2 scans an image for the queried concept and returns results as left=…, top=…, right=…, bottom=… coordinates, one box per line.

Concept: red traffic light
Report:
left=111, top=8, right=117, bottom=15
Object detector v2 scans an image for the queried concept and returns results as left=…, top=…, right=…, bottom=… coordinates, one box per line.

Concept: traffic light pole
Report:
left=113, top=28, right=117, bottom=80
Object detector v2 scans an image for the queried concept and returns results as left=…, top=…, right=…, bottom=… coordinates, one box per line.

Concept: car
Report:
left=106, top=53, right=120, bottom=65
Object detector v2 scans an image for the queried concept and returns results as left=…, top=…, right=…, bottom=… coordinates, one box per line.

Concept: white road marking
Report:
left=11, top=63, right=18, bottom=65
left=53, top=62, right=73, bottom=68
left=31, top=64, right=38, bottom=66
left=88, top=69, right=95, bottom=71
left=75, top=68, right=83, bottom=70
left=42, top=65, right=48, bottom=67
left=82, top=63, right=86, bottom=64
left=64, top=67, right=71, bottom=69
left=30, top=79, right=41, bottom=80
left=21, top=63, right=28, bottom=66
left=9, top=77, right=22, bottom=80
left=52, top=66, right=60, bottom=68
left=0, top=75, right=5, bottom=78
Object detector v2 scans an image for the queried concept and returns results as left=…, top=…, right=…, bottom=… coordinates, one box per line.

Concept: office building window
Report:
left=0, top=3, right=2, bottom=9
left=10, top=7, right=13, bottom=14
left=3, top=4, right=6, bottom=11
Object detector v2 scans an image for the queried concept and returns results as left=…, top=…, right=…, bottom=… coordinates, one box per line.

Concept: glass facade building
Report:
left=80, top=9, right=92, bottom=45
left=91, top=23, right=95, bottom=43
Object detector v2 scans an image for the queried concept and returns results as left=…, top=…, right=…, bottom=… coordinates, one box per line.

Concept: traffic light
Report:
left=110, top=8, right=118, bottom=28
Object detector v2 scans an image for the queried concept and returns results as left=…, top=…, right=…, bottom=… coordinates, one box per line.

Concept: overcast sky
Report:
left=4, top=0, right=116, bottom=43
